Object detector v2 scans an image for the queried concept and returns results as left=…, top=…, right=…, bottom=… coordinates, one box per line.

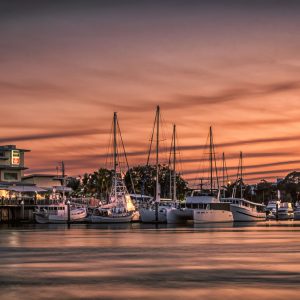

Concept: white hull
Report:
left=90, top=214, right=132, bottom=223
left=230, top=205, right=266, bottom=222
left=193, top=209, right=233, bottom=224
left=35, top=209, right=87, bottom=224
left=166, top=208, right=193, bottom=224
left=140, top=208, right=167, bottom=223
left=267, top=211, right=294, bottom=220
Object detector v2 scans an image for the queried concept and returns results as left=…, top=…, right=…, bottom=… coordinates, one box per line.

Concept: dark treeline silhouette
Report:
left=67, top=168, right=300, bottom=204
left=67, top=165, right=189, bottom=200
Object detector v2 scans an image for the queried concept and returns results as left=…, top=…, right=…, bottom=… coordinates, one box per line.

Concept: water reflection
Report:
left=0, top=222, right=300, bottom=299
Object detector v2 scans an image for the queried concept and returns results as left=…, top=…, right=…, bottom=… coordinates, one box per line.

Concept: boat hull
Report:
left=140, top=208, right=167, bottom=223
left=90, top=214, right=132, bottom=223
left=193, top=209, right=233, bottom=224
left=230, top=205, right=266, bottom=222
left=166, top=208, right=193, bottom=224
left=294, top=211, right=300, bottom=220
left=35, top=209, right=87, bottom=224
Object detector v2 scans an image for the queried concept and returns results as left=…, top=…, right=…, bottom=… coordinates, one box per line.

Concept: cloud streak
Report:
left=0, top=129, right=108, bottom=144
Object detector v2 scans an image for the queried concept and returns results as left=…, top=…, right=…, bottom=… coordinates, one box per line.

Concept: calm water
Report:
left=1, top=222, right=300, bottom=300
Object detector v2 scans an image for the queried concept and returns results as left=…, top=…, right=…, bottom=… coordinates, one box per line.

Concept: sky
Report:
left=1, top=0, right=300, bottom=186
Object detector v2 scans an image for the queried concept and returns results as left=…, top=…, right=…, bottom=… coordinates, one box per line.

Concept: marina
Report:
left=2, top=1, right=300, bottom=299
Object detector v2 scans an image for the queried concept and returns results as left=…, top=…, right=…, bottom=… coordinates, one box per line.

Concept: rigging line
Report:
left=197, top=131, right=210, bottom=189
left=146, top=109, right=157, bottom=166
left=160, top=113, right=170, bottom=165
left=117, top=118, right=136, bottom=194
left=211, top=130, right=220, bottom=190
left=168, top=128, right=174, bottom=167
left=105, top=117, right=114, bottom=170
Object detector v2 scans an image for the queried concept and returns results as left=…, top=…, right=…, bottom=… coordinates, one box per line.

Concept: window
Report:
left=4, top=172, right=18, bottom=181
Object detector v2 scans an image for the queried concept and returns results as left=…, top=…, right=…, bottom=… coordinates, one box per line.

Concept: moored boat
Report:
left=34, top=203, right=87, bottom=224
left=267, top=202, right=294, bottom=220
left=89, top=112, right=136, bottom=224
left=294, top=202, right=300, bottom=220
left=223, top=198, right=266, bottom=222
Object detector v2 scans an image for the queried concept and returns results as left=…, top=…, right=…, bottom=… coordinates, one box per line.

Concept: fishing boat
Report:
left=90, top=112, right=136, bottom=223
left=34, top=202, right=87, bottom=224
left=225, top=198, right=266, bottom=221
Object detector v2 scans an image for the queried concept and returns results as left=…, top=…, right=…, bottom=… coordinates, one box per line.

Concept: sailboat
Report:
left=221, top=152, right=266, bottom=222
left=90, top=112, right=136, bottom=223
left=140, top=106, right=173, bottom=223
left=192, top=127, right=233, bottom=224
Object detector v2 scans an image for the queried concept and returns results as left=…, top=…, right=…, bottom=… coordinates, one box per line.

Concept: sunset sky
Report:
left=1, top=0, right=300, bottom=185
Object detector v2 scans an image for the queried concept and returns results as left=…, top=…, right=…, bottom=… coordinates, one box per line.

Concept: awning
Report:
left=7, top=186, right=48, bottom=193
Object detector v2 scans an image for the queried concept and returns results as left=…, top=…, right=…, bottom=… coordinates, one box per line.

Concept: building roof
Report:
left=0, top=165, right=28, bottom=170
left=0, top=145, right=30, bottom=152
left=22, top=174, right=60, bottom=179
left=7, top=186, right=47, bottom=193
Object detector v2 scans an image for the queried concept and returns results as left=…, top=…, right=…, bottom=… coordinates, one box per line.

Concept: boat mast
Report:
left=222, top=152, right=225, bottom=198
left=173, top=124, right=177, bottom=201
left=155, top=106, right=160, bottom=202
left=209, top=126, right=213, bottom=194
left=61, top=161, right=65, bottom=200
left=113, top=112, right=117, bottom=196
left=240, top=151, right=243, bottom=198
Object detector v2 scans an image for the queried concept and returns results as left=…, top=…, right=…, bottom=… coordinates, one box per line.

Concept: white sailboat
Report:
left=90, top=112, right=136, bottom=223
left=192, top=127, right=233, bottom=224
left=222, top=152, right=266, bottom=222
left=140, top=106, right=173, bottom=223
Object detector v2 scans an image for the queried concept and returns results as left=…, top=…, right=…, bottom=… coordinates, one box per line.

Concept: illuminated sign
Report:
left=11, top=150, right=20, bottom=166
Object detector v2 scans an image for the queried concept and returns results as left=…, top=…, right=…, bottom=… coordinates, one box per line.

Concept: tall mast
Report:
left=222, top=152, right=225, bottom=198
left=155, top=106, right=160, bottom=202
left=113, top=112, right=117, bottom=196
left=209, top=126, right=213, bottom=194
left=240, top=151, right=243, bottom=198
left=61, top=161, right=65, bottom=200
left=173, top=124, right=177, bottom=201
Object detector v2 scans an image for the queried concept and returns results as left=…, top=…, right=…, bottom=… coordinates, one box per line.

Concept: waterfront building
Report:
left=0, top=145, right=29, bottom=183
left=0, top=145, right=72, bottom=199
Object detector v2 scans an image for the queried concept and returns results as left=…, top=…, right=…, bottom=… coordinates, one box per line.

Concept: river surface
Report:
left=1, top=222, right=300, bottom=300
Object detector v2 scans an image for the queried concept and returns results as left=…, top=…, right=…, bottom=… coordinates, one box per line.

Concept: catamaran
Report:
left=90, top=112, right=136, bottom=223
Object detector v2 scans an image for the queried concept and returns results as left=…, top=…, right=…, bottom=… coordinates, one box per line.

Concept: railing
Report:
left=0, top=197, right=96, bottom=206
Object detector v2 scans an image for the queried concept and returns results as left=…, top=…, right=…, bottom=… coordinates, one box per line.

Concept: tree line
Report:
left=67, top=167, right=300, bottom=204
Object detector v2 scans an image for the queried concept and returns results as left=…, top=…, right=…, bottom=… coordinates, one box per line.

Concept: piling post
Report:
left=67, top=200, right=71, bottom=226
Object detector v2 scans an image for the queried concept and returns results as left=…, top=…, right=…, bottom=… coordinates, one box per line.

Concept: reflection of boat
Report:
left=90, top=112, right=136, bottom=224
left=223, top=198, right=266, bottom=221
left=35, top=203, right=87, bottom=224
